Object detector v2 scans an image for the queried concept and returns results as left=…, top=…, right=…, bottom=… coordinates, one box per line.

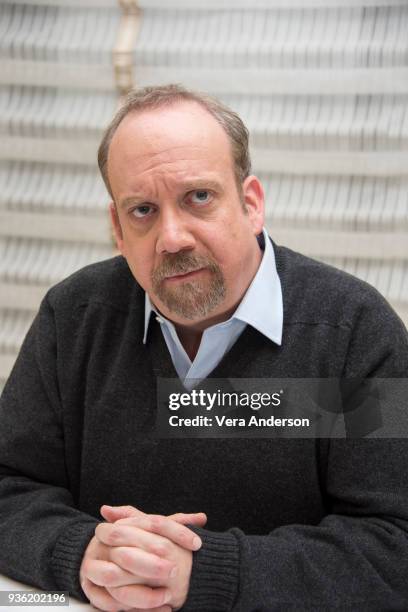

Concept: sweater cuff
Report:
left=182, top=526, right=240, bottom=612
left=51, top=520, right=100, bottom=601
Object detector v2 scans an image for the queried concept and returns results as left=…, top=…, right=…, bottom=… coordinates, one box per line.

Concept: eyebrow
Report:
left=119, top=179, right=223, bottom=209
left=119, top=195, right=147, bottom=209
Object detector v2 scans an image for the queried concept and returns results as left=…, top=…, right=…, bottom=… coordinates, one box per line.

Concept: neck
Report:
left=175, top=325, right=202, bottom=361
left=153, top=236, right=264, bottom=359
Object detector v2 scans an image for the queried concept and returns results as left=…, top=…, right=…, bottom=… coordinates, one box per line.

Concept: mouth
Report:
left=164, top=268, right=206, bottom=283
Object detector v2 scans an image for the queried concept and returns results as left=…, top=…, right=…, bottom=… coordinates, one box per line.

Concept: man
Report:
left=0, top=84, right=407, bottom=611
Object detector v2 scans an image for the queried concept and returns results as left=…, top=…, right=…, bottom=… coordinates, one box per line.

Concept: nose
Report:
left=155, top=208, right=196, bottom=255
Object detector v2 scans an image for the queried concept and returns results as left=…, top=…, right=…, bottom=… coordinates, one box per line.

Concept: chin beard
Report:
left=151, top=252, right=226, bottom=319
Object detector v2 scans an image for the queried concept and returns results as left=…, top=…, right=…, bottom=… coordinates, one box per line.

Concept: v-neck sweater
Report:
left=0, top=242, right=407, bottom=611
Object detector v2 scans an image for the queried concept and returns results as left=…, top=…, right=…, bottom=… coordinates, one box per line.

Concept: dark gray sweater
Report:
left=0, top=243, right=407, bottom=611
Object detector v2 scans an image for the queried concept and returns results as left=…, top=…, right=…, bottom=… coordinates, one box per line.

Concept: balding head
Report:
left=98, top=84, right=251, bottom=198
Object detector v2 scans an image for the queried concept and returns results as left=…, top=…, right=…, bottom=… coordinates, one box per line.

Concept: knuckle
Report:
left=113, top=547, right=131, bottom=567
left=113, top=584, right=134, bottom=604
left=176, top=527, right=189, bottom=542
left=95, top=524, right=110, bottom=542
left=151, top=539, right=170, bottom=557
left=80, top=577, right=90, bottom=596
left=152, top=558, right=170, bottom=578
left=151, top=544, right=167, bottom=558
left=100, top=600, right=119, bottom=612
left=85, top=535, right=99, bottom=556
left=101, top=565, right=119, bottom=585
left=144, top=590, right=160, bottom=608
left=106, top=528, right=122, bottom=545
left=120, top=550, right=133, bottom=566
left=94, top=523, right=103, bottom=538
left=87, top=588, right=117, bottom=612
left=149, top=514, right=164, bottom=530
left=101, top=587, right=122, bottom=612
left=80, top=559, right=91, bottom=577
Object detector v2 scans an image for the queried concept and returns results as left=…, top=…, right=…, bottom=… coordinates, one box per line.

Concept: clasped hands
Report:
left=80, top=504, right=207, bottom=612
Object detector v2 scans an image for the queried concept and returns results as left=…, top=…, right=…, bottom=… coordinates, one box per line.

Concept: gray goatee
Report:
left=151, top=252, right=226, bottom=319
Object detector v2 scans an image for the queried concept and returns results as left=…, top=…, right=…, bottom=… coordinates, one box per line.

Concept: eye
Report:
left=188, top=190, right=212, bottom=205
left=131, top=204, right=154, bottom=218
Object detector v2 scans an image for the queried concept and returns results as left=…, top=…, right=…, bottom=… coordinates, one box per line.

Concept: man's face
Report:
left=108, top=101, right=265, bottom=329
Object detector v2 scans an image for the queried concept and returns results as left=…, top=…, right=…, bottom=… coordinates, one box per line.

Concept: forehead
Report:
left=107, top=101, right=234, bottom=181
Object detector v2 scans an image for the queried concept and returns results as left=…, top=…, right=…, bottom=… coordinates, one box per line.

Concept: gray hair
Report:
left=97, top=83, right=251, bottom=198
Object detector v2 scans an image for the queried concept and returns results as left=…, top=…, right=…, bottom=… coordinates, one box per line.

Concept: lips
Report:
left=164, top=268, right=205, bottom=281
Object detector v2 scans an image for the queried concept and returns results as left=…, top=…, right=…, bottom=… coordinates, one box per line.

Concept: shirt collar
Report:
left=233, top=228, right=283, bottom=345
left=143, top=227, right=283, bottom=345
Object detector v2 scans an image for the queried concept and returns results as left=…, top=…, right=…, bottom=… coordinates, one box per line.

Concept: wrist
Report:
left=181, top=527, right=239, bottom=612
left=170, top=548, right=193, bottom=610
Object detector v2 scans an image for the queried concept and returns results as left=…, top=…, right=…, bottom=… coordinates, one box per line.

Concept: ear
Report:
left=242, top=175, right=265, bottom=235
left=109, top=202, right=124, bottom=254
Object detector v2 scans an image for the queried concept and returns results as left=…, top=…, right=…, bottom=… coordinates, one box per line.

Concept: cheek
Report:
left=127, top=261, right=152, bottom=292
left=123, top=244, right=155, bottom=288
left=219, top=234, right=255, bottom=275
left=212, top=245, right=241, bottom=279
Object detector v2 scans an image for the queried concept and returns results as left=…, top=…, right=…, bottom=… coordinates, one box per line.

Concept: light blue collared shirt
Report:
left=143, top=228, right=283, bottom=389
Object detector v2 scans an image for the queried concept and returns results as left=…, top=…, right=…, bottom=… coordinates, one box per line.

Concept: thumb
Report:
left=100, top=504, right=144, bottom=523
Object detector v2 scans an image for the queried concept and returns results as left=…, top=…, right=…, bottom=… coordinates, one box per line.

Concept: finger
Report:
left=95, top=524, right=183, bottom=576
left=111, top=515, right=202, bottom=551
left=81, top=558, right=144, bottom=588
left=81, top=576, right=134, bottom=612
left=101, top=505, right=207, bottom=530
left=168, top=512, right=207, bottom=527
left=110, top=545, right=177, bottom=582
left=106, top=584, right=171, bottom=610
left=125, top=608, right=172, bottom=612
left=96, top=523, right=178, bottom=554
left=101, top=505, right=145, bottom=523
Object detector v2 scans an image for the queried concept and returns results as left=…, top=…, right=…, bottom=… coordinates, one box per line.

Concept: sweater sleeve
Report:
left=182, top=294, right=408, bottom=611
left=0, top=296, right=99, bottom=600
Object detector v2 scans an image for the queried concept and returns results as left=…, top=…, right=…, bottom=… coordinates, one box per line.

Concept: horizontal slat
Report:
left=1, top=6, right=121, bottom=65
left=390, top=301, right=408, bottom=315
left=0, top=211, right=111, bottom=244
left=2, top=0, right=117, bottom=5
left=0, top=60, right=115, bottom=90
left=392, top=305, right=408, bottom=328
left=0, top=161, right=109, bottom=213
left=0, top=137, right=99, bottom=165
left=136, top=67, right=408, bottom=96
left=319, top=257, right=407, bottom=304
left=4, top=89, right=407, bottom=152
left=2, top=62, right=407, bottom=95
left=2, top=166, right=406, bottom=229
left=138, top=0, right=408, bottom=7
left=0, top=237, right=114, bottom=285
left=253, top=151, right=408, bottom=176
left=0, top=353, right=17, bottom=383
left=2, top=0, right=407, bottom=6
left=262, top=174, right=408, bottom=231
left=0, top=283, right=48, bottom=311
left=267, top=227, right=408, bottom=259
left=136, top=7, right=408, bottom=71
left=0, top=87, right=117, bottom=138
left=0, top=311, right=33, bottom=354
left=2, top=137, right=407, bottom=176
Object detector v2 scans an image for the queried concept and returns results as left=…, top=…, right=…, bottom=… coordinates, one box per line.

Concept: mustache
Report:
left=152, top=252, right=218, bottom=283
